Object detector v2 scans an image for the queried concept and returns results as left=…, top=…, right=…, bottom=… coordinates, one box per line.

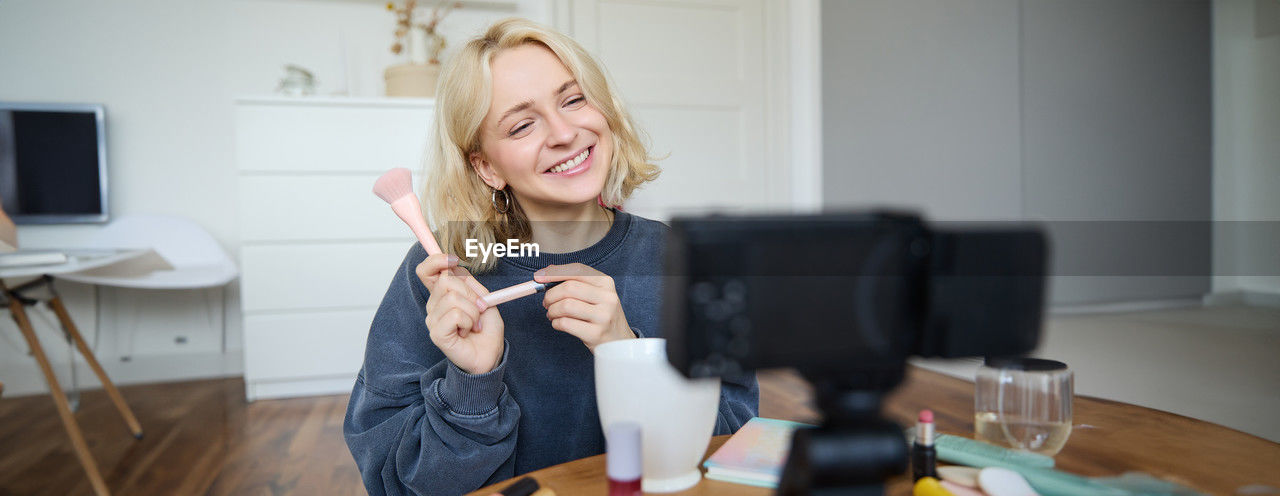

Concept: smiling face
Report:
left=469, top=43, right=613, bottom=214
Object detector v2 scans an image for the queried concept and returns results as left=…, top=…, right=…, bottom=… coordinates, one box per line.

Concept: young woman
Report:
left=344, top=18, right=758, bottom=496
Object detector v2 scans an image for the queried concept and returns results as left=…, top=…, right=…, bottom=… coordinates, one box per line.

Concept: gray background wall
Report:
left=820, top=0, right=1023, bottom=222
left=1021, top=0, right=1212, bottom=304
left=822, top=0, right=1215, bottom=305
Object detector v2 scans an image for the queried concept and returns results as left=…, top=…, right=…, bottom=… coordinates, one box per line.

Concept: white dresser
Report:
left=234, top=96, right=433, bottom=400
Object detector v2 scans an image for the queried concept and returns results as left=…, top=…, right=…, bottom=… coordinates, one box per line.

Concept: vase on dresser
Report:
left=385, top=26, right=443, bottom=97
left=384, top=62, right=440, bottom=98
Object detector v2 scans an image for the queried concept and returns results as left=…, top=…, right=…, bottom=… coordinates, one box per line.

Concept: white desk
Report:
left=0, top=249, right=157, bottom=279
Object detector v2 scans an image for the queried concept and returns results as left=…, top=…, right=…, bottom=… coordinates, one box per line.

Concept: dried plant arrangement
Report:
left=387, top=0, right=462, bottom=64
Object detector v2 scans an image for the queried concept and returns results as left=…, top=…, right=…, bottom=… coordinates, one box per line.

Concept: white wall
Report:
left=0, top=0, right=536, bottom=395
left=1213, top=0, right=1280, bottom=299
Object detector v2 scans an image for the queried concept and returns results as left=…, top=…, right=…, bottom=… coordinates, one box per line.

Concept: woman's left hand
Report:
left=534, top=263, right=635, bottom=351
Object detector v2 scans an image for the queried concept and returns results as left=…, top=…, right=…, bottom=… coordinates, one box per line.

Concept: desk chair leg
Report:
left=47, top=295, right=144, bottom=439
left=6, top=296, right=112, bottom=496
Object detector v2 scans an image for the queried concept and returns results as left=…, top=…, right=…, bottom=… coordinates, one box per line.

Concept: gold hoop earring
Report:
left=491, top=188, right=511, bottom=214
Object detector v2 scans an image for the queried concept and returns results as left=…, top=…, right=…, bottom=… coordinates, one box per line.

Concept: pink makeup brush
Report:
left=373, top=168, right=443, bottom=255
left=373, top=168, right=545, bottom=309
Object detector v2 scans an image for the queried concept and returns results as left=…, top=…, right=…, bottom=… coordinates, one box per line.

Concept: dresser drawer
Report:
left=235, top=100, right=434, bottom=173
left=238, top=175, right=420, bottom=242
left=243, top=308, right=376, bottom=382
left=240, top=241, right=412, bottom=312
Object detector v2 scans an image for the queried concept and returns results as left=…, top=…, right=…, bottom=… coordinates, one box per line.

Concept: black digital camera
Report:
left=661, top=211, right=1048, bottom=494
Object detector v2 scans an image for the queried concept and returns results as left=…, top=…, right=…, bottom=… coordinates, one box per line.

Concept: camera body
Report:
left=664, top=211, right=1046, bottom=381
left=660, top=211, right=1048, bottom=494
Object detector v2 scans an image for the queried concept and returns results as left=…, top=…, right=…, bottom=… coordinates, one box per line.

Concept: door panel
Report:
left=570, top=0, right=776, bottom=220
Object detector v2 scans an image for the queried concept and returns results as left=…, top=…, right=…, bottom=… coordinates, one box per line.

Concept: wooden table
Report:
left=471, top=367, right=1280, bottom=495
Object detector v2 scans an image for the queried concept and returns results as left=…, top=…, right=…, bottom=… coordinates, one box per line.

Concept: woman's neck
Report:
left=519, top=200, right=614, bottom=254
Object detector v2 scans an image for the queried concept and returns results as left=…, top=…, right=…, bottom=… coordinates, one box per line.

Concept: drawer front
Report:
left=235, top=103, right=434, bottom=172
left=238, top=175, right=421, bottom=242
left=240, top=241, right=412, bottom=312
left=243, top=309, right=375, bottom=382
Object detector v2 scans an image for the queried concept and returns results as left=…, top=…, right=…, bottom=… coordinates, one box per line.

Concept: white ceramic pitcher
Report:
left=594, top=338, right=721, bottom=492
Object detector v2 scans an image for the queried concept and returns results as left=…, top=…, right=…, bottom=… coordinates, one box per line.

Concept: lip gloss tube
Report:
left=481, top=280, right=561, bottom=308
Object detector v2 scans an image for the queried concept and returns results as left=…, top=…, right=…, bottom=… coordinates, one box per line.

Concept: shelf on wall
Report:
left=325, top=0, right=520, bottom=12
left=235, top=95, right=435, bottom=108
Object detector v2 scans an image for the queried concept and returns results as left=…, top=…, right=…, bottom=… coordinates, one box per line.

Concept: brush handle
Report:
left=390, top=196, right=443, bottom=255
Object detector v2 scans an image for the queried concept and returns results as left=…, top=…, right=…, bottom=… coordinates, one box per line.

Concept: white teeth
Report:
left=548, top=148, right=590, bottom=174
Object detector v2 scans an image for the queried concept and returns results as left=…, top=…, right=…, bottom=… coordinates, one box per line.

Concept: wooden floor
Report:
left=0, top=370, right=819, bottom=495
left=0, top=378, right=363, bottom=495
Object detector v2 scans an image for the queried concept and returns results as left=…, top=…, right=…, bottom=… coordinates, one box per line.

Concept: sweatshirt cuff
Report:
left=436, top=343, right=509, bottom=416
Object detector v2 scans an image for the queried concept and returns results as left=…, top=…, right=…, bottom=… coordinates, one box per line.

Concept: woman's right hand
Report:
left=416, top=254, right=505, bottom=375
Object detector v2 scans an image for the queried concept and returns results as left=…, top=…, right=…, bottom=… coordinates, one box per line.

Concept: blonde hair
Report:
left=424, top=18, right=660, bottom=273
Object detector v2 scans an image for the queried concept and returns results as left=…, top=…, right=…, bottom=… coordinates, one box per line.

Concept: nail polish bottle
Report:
left=606, top=422, right=642, bottom=496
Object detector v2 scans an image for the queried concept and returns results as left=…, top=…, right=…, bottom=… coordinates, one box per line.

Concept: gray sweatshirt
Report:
left=343, top=210, right=759, bottom=496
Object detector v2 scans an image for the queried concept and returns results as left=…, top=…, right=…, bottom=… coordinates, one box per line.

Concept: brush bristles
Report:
left=373, top=168, right=416, bottom=204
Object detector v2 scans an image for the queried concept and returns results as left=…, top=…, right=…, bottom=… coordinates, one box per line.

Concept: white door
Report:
left=567, top=0, right=787, bottom=220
